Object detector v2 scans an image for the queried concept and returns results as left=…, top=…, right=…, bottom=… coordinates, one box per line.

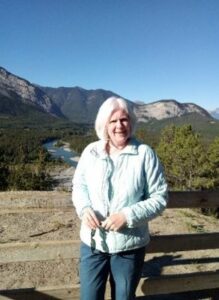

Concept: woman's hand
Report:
left=81, top=208, right=100, bottom=229
left=101, top=212, right=127, bottom=231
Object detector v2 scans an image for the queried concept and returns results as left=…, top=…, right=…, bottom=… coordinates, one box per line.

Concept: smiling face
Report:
left=107, top=109, right=131, bottom=149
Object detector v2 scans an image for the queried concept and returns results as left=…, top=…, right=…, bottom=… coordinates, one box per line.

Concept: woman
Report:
left=72, top=97, right=168, bottom=300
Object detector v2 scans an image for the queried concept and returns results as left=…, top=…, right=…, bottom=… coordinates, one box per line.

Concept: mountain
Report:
left=209, top=108, right=219, bottom=120
left=0, top=67, right=63, bottom=118
left=40, top=86, right=122, bottom=123
left=40, top=86, right=212, bottom=123
left=0, top=66, right=215, bottom=125
left=133, top=99, right=211, bottom=122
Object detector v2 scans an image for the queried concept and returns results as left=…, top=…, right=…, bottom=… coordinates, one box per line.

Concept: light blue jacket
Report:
left=72, top=138, right=168, bottom=253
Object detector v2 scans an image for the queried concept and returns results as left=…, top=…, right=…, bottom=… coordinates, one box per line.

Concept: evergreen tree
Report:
left=0, top=164, right=9, bottom=190
left=201, top=137, right=219, bottom=217
left=208, top=137, right=219, bottom=187
left=157, top=124, right=215, bottom=190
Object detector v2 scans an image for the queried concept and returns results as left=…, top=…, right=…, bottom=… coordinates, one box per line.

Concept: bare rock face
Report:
left=134, top=99, right=211, bottom=122
left=0, top=67, right=60, bottom=116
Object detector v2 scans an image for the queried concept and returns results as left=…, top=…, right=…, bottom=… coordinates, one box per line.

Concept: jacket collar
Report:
left=120, top=138, right=139, bottom=155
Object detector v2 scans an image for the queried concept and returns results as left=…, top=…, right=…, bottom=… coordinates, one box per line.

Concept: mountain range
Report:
left=0, top=66, right=218, bottom=125
left=209, top=108, right=219, bottom=120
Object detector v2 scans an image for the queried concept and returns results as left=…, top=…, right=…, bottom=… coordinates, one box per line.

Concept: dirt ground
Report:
left=0, top=167, right=218, bottom=298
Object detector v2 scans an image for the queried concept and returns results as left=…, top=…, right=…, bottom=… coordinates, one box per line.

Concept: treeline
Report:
left=157, top=125, right=219, bottom=192
left=1, top=123, right=218, bottom=206
left=64, top=127, right=158, bottom=155
left=68, top=124, right=219, bottom=191
left=154, top=125, right=218, bottom=217
left=0, top=123, right=91, bottom=191
left=0, top=128, right=58, bottom=191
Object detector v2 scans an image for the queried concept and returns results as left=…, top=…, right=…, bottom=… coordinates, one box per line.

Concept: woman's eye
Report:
left=109, top=118, right=129, bottom=124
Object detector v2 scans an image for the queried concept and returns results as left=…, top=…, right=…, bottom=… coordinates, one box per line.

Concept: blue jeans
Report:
left=80, top=242, right=146, bottom=300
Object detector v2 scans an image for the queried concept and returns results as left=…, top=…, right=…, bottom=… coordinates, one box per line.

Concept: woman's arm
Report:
left=72, top=146, right=100, bottom=229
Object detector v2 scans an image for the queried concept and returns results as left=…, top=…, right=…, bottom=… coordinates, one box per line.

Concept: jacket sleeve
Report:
left=121, top=147, right=168, bottom=228
left=72, top=146, right=92, bottom=218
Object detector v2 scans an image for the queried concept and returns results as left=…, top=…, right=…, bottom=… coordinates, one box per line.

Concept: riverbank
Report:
left=49, top=165, right=75, bottom=192
left=43, top=140, right=80, bottom=168
left=44, top=140, right=80, bottom=191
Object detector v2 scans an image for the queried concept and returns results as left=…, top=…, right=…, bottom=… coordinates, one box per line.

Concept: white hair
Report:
left=95, top=97, right=137, bottom=140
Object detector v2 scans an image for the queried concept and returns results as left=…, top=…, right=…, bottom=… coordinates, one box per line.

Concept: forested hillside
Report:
left=0, top=126, right=88, bottom=191
left=1, top=119, right=218, bottom=218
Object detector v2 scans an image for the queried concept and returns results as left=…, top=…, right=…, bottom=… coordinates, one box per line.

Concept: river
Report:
left=43, top=140, right=80, bottom=168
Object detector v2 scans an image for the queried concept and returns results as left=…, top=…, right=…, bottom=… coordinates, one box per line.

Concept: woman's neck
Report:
left=106, top=140, right=128, bottom=155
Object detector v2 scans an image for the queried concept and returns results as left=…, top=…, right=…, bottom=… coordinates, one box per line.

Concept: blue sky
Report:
left=0, top=0, right=219, bottom=110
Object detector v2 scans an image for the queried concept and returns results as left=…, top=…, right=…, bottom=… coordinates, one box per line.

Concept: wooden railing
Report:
left=0, top=190, right=219, bottom=299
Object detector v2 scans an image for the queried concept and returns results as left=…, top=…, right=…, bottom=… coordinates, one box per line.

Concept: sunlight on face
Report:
left=107, top=109, right=131, bottom=149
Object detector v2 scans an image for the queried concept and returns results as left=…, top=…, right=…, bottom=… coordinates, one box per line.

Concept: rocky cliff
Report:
left=0, top=67, right=62, bottom=117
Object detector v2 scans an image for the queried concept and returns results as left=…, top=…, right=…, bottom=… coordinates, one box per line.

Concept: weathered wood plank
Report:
left=0, top=207, right=73, bottom=214
left=1, top=271, right=219, bottom=299
left=0, top=240, right=80, bottom=263
left=138, top=270, right=219, bottom=295
left=168, top=190, right=219, bottom=208
left=148, top=232, right=219, bottom=252
left=0, top=232, right=218, bottom=263
left=0, top=190, right=218, bottom=210
left=0, top=191, right=72, bottom=209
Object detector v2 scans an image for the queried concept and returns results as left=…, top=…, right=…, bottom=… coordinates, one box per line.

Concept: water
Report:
left=43, top=140, right=79, bottom=167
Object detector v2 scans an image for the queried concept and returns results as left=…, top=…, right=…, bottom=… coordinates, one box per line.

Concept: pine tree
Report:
left=157, top=124, right=215, bottom=190
left=207, top=137, right=219, bottom=188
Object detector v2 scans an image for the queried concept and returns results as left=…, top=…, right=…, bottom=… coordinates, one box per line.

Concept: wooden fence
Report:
left=0, top=190, right=219, bottom=299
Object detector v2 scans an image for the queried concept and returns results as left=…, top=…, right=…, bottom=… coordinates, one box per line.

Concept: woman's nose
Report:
left=116, top=120, right=122, bottom=127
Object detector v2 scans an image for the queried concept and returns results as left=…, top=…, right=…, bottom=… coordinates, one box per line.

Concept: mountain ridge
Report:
left=0, top=66, right=215, bottom=124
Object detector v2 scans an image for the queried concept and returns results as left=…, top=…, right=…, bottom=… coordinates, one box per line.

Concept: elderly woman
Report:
left=72, top=97, right=168, bottom=300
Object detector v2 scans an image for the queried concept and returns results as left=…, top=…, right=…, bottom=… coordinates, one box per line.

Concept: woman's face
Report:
left=107, top=109, right=131, bottom=148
